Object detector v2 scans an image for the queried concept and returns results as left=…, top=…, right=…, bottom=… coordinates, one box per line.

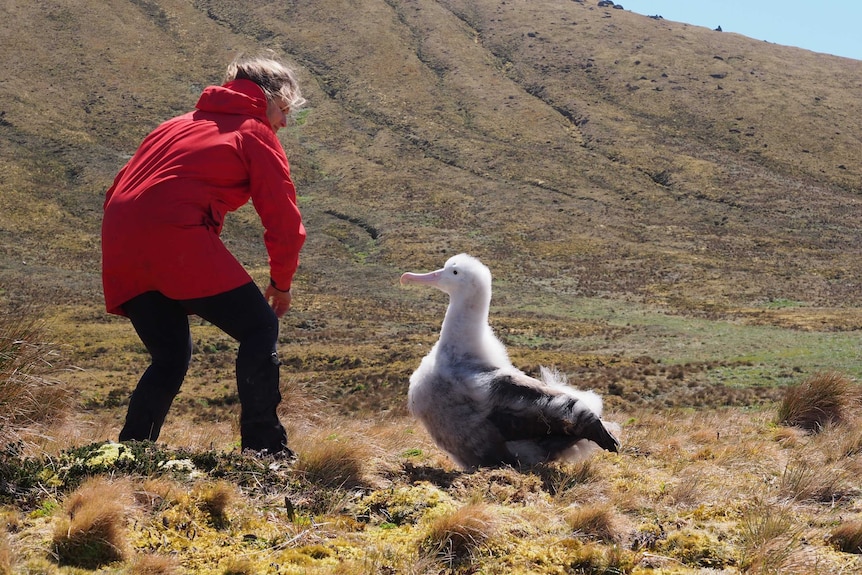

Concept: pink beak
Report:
left=400, top=269, right=443, bottom=286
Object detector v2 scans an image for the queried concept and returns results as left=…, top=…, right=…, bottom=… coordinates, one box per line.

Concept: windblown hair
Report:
left=224, top=52, right=306, bottom=111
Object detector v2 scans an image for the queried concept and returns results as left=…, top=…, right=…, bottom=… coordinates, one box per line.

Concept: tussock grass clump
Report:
left=772, top=425, right=804, bottom=446
left=0, top=305, right=71, bottom=443
left=422, top=503, right=497, bottom=566
left=827, top=520, right=862, bottom=554
left=777, top=371, right=860, bottom=432
left=827, top=419, right=862, bottom=461
left=294, top=434, right=367, bottom=489
left=136, top=477, right=181, bottom=511
left=197, top=481, right=235, bottom=528
left=128, top=552, right=180, bottom=575
left=0, top=528, right=12, bottom=575
left=737, top=503, right=803, bottom=573
left=778, top=458, right=853, bottom=503
left=51, top=476, right=131, bottom=569
left=565, top=502, right=623, bottom=543
left=535, top=459, right=600, bottom=498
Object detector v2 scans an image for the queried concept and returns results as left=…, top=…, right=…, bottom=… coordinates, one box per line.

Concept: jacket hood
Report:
left=195, top=79, right=268, bottom=121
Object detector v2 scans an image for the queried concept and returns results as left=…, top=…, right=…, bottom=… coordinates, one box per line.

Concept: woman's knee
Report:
left=152, top=348, right=191, bottom=379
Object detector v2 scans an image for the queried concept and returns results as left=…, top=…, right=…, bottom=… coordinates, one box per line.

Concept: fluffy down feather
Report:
left=401, top=254, right=620, bottom=470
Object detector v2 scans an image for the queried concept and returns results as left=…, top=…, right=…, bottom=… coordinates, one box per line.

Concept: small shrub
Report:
left=777, top=371, right=859, bottom=432
left=827, top=520, right=862, bottom=554
left=422, top=503, right=496, bottom=566
left=0, top=441, right=48, bottom=506
left=650, top=169, right=673, bottom=187
left=51, top=477, right=130, bottom=569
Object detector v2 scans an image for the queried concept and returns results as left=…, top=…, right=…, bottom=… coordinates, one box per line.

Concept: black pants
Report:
left=119, top=282, right=288, bottom=453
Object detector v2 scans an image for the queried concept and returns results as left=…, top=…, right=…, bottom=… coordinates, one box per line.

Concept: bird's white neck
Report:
left=438, top=290, right=501, bottom=365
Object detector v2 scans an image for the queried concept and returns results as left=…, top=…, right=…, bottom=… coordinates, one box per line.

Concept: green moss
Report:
left=657, top=529, right=733, bottom=568
left=357, top=482, right=451, bottom=526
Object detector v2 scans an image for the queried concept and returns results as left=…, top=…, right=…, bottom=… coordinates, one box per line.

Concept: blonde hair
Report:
left=224, top=52, right=306, bottom=110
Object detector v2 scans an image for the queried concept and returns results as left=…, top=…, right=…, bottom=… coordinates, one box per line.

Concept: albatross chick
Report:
left=400, top=253, right=620, bottom=470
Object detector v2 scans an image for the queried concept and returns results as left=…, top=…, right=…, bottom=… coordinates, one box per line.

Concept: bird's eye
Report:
left=452, top=270, right=458, bottom=275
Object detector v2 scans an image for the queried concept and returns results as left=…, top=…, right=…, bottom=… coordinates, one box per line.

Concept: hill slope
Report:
left=2, top=0, right=860, bottom=317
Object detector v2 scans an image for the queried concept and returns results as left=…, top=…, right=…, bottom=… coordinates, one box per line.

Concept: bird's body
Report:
left=401, top=254, right=620, bottom=470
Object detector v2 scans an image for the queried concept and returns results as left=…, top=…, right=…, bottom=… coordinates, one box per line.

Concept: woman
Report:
left=102, top=54, right=307, bottom=456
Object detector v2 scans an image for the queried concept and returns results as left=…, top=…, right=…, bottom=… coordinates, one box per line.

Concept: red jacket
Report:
left=102, top=79, right=306, bottom=315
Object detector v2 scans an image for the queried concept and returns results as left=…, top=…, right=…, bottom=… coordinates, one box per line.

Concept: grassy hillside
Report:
left=1, top=0, right=861, bottom=573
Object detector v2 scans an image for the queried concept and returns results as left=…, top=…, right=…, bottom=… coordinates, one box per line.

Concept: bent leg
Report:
left=184, top=282, right=288, bottom=454
left=120, top=291, right=192, bottom=442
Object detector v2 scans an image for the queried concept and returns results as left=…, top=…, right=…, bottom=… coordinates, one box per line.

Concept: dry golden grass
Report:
left=828, top=520, right=862, bottom=555
left=291, top=428, right=371, bottom=490
left=737, top=502, right=807, bottom=575
left=127, top=553, right=181, bottom=575
left=0, top=306, right=73, bottom=444
left=422, top=502, right=498, bottom=567
left=197, top=481, right=235, bottom=529
left=0, top=401, right=857, bottom=573
left=0, top=529, right=11, bottom=575
left=565, top=502, right=624, bottom=543
left=51, top=476, right=133, bottom=569
left=778, top=457, right=855, bottom=504
left=777, top=371, right=861, bottom=432
left=832, top=420, right=862, bottom=462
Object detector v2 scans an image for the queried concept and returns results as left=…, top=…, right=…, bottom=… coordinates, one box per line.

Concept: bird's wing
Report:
left=485, top=369, right=620, bottom=452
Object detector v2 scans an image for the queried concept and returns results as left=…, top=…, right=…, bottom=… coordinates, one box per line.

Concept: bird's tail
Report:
left=586, top=418, right=621, bottom=453
left=554, top=420, right=621, bottom=463
left=539, top=366, right=604, bottom=416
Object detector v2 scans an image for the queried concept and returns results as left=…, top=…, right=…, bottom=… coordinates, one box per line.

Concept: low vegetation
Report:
left=0, top=304, right=859, bottom=573
left=0, top=307, right=72, bottom=445
left=777, top=371, right=861, bottom=431
left=52, top=477, right=132, bottom=569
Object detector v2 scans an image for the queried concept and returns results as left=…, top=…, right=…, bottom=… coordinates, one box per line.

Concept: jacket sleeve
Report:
left=240, top=125, right=307, bottom=291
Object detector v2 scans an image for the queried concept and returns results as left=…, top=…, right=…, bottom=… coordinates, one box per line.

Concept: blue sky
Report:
left=619, top=0, right=862, bottom=61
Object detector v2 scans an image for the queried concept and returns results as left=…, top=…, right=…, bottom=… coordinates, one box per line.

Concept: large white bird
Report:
left=400, top=254, right=620, bottom=470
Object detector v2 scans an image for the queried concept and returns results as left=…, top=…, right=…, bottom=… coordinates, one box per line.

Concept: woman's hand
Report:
left=265, top=284, right=292, bottom=318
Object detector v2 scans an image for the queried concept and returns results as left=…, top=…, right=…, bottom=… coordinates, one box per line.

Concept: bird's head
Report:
left=400, top=253, right=492, bottom=298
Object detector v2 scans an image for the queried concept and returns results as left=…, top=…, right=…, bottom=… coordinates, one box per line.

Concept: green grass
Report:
left=496, top=292, right=862, bottom=384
